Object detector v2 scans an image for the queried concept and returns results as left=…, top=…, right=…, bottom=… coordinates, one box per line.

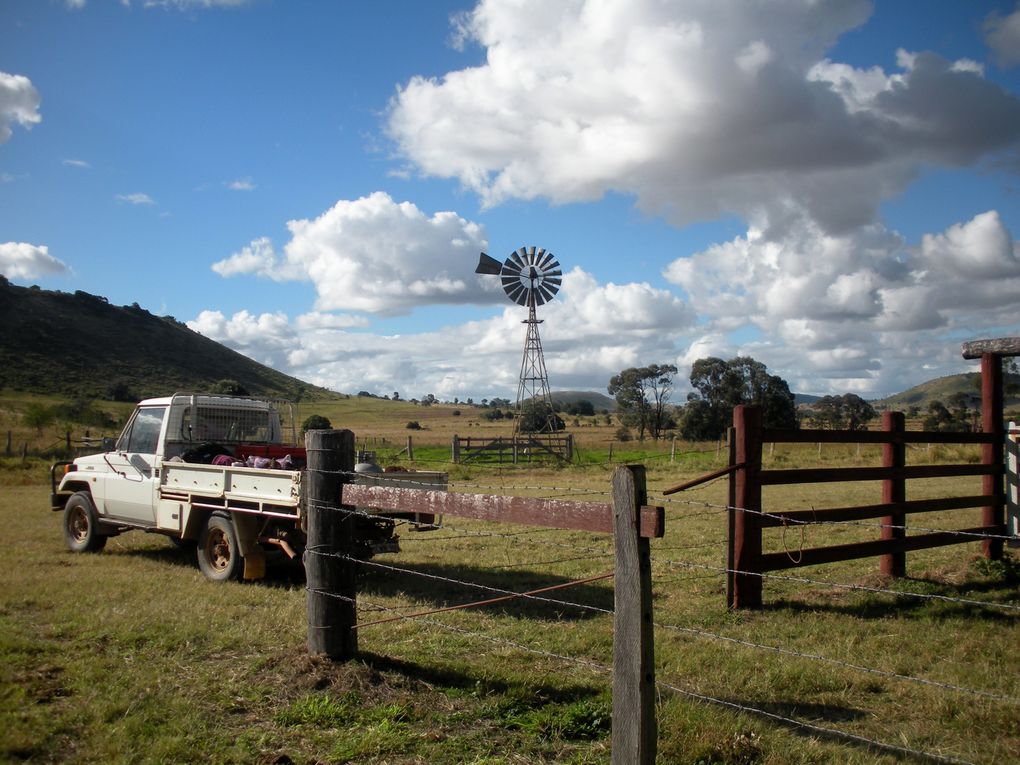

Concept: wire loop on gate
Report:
left=781, top=512, right=806, bottom=564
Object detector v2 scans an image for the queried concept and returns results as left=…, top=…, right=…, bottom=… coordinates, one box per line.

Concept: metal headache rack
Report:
left=165, top=394, right=298, bottom=447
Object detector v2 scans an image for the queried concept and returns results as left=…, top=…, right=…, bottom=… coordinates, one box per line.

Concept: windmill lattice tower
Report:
left=475, top=246, right=563, bottom=436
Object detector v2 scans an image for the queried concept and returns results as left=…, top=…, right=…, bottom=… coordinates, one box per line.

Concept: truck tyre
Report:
left=197, top=513, right=243, bottom=582
left=63, top=492, right=107, bottom=553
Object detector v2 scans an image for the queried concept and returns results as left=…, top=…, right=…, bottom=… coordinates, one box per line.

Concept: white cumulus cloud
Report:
left=984, top=4, right=1020, bottom=68
left=0, top=72, right=41, bottom=144
left=211, top=192, right=490, bottom=314
left=387, top=0, right=1020, bottom=235
left=0, top=242, right=69, bottom=280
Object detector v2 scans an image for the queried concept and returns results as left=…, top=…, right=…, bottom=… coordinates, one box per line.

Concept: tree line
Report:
left=608, top=357, right=802, bottom=441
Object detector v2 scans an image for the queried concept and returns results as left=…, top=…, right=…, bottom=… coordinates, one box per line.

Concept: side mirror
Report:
left=102, top=437, right=117, bottom=452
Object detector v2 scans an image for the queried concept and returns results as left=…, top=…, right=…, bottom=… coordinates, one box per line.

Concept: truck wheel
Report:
left=197, top=513, right=243, bottom=582
left=63, top=492, right=107, bottom=553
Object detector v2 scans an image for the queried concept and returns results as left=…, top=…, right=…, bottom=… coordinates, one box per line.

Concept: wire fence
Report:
left=299, top=463, right=1019, bottom=764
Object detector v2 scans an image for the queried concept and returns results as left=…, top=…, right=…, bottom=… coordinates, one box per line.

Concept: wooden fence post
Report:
left=451, top=435, right=460, bottom=463
left=981, top=352, right=1005, bottom=560
left=725, top=426, right=737, bottom=606
left=5, top=430, right=10, bottom=456
left=880, top=411, right=906, bottom=577
left=406, top=435, right=414, bottom=461
left=305, top=428, right=358, bottom=660
left=731, top=405, right=763, bottom=609
left=612, top=465, right=656, bottom=765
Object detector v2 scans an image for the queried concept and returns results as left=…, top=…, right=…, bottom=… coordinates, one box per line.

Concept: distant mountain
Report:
left=0, top=277, right=339, bottom=401
left=875, top=372, right=1020, bottom=411
left=550, top=390, right=617, bottom=412
left=794, top=393, right=822, bottom=405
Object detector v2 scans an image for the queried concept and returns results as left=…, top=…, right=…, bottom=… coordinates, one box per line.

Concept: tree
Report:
left=841, top=393, right=875, bottom=431
left=608, top=364, right=678, bottom=440
left=517, top=400, right=564, bottom=433
left=107, top=381, right=136, bottom=402
left=810, top=394, right=876, bottom=431
left=23, top=403, right=55, bottom=433
left=681, top=356, right=797, bottom=440
left=210, top=379, right=250, bottom=396
left=301, top=414, right=332, bottom=433
left=564, top=399, right=595, bottom=416
left=924, top=398, right=971, bottom=432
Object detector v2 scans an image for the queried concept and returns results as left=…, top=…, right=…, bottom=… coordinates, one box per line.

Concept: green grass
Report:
left=3, top=441, right=1019, bottom=763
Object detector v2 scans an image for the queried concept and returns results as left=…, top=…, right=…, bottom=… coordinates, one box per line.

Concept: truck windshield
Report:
left=117, top=406, right=167, bottom=454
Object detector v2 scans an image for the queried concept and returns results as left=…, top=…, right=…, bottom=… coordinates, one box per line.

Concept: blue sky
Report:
left=2, top=0, right=1019, bottom=402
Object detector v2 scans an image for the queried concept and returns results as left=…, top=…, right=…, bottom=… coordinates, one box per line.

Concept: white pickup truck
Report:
left=51, top=394, right=443, bottom=581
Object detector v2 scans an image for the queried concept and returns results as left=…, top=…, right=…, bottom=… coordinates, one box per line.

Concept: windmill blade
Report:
left=543, top=281, right=562, bottom=295
left=538, top=284, right=559, bottom=304
left=537, top=251, right=556, bottom=270
left=505, top=283, right=528, bottom=305
left=475, top=252, right=503, bottom=275
left=507, top=250, right=527, bottom=273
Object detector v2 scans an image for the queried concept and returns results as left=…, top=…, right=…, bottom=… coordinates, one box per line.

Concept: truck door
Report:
left=102, top=405, right=167, bottom=525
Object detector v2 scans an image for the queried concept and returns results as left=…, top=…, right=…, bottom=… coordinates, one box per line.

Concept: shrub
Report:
left=301, top=414, right=332, bottom=433
left=406, top=421, right=422, bottom=430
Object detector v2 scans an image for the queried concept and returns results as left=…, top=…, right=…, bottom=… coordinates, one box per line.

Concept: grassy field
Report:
left=2, top=427, right=1018, bottom=765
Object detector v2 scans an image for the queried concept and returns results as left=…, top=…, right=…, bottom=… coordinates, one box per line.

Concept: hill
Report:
left=0, top=277, right=339, bottom=401
left=875, top=372, right=1020, bottom=411
left=550, top=390, right=617, bottom=412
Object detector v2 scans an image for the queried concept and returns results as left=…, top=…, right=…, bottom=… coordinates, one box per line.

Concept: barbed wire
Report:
left=652, top=494, right=1016, bottom=542
left=307, top=587, right=980, bottom=765
left=306, top=550, right=614, bottom=618
left=307, top=545, right=1017, bottom=705
left=654, top=557, right=1020, bottom=613
left=312, top=475, right=1012, bottom=547
left=653, top=617, right=1019, bottom=704
left=653, top=678, right=978, bottom=765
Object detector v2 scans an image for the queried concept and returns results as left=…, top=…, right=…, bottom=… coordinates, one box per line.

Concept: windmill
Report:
left=476, top=246, right=563, bottom=436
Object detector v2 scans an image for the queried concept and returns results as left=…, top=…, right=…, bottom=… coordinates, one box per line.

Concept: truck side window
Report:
left=127, top=407, right=167, bottom=454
